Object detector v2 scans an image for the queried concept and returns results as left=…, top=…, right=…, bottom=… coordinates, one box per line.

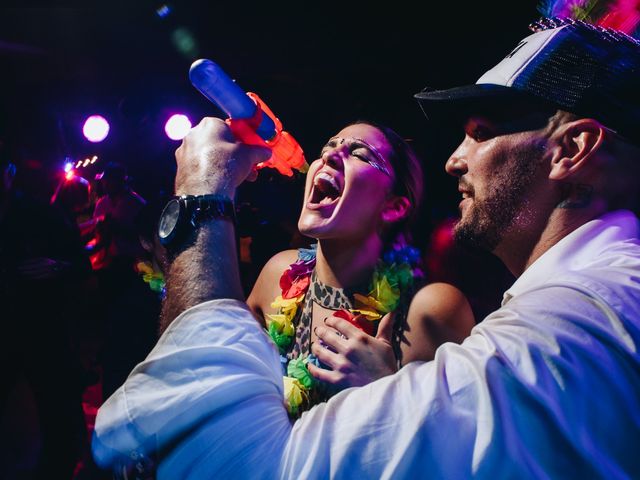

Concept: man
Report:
left=93, top=19, right=640, bottom=477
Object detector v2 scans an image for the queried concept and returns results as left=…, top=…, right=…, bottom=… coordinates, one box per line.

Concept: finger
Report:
left=307, top=360, right=342, bottom=384
left=315, top=324, right=348, bottom=352
left=195, top=116, right=229, bottom=133
left=310, top=341, right=340, bottom=369
left=325, top=315, right=365, bottom=341
left=184, top=117, right=234, bottom=146
left=376, top=311, right=395, bottom=343
left=238, top=144, right=272, bottom=167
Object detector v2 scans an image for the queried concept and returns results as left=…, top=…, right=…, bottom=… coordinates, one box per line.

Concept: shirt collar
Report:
left=502, top=210, right=640, bottom=306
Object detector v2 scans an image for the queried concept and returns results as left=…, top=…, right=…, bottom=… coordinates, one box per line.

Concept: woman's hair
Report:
left=352, top=120, right=424, bottom=243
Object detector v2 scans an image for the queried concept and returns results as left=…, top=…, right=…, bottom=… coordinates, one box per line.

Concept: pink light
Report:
left=83, top=115, right=110, bottom=143
left=165, top=114, right=192, bottom=141
left=65, top=170, right=75, bottom=181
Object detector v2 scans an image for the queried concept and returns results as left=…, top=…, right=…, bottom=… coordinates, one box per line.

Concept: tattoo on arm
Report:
left=557, top=183, right=593, bottom=209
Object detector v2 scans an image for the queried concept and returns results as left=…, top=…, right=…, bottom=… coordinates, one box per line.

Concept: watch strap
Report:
left=179, top=194, right=236, bottom=226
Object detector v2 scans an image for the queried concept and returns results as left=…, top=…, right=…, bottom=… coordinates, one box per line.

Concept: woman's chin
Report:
left=297, top=220, right=328, bottom=240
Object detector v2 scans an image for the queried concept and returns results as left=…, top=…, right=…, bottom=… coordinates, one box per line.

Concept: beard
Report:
left=453, top=143, right=542, bottom=252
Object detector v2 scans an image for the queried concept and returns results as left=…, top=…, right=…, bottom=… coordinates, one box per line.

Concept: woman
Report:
left=247, top=121, right=474, bottom=414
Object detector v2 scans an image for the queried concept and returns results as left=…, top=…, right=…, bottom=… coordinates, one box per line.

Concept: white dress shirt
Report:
left=93, top=210, right=640, bottom=478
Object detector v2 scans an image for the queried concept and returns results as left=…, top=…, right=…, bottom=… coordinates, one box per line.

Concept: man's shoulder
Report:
left=509, top=219, right=640, bottom=322
left=560, top=241, right=640, bottom=311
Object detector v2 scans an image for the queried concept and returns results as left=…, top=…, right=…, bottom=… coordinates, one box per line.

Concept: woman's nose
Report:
left=322, top=148, right=344, bottom=170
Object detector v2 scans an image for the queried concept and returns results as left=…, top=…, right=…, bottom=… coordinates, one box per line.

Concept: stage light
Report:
left=90, top=155, right=98, bottom=164
left=64, top=162, right=73, bottom=173
left=83, top=115, right=110, bottom=143
left=65, top=170, right=75, bottom=181
left=165, top=114, right=192, bottom=141
left=76, top=160, right=83, bottom=168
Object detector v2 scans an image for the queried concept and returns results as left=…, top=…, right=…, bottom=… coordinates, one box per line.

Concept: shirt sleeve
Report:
left=92, top=299, right=291, bottom=477
left=93, top=283, right=640, bottom=478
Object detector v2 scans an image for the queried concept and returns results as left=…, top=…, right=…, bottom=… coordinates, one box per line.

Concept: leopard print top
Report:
left=289, top=269, right=369, bottom=360
left=279, top=245, right=415, bottom=412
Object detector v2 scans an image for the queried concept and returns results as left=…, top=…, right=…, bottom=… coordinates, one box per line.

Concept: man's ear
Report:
left=381, top=196, right=410, bottom=224
left=549, top=118, right=605, bottom=181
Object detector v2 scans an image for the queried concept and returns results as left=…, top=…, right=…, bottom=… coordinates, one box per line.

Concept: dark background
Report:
left=0, top=1, right=541, bottom=245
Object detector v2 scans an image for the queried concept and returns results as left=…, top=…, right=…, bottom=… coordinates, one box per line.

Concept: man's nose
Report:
left=445, top=141, right=468, bottom=177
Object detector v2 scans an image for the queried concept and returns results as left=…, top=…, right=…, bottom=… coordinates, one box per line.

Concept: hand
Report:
left=308, top=312, right=397, bottom=388
left=174, top=117, right=271, bottom=197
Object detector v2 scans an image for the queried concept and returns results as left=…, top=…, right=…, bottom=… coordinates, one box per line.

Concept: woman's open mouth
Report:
left=307, top=171, right=342, bottom=209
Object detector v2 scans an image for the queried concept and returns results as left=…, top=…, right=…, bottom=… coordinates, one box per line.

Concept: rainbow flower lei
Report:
left=134, top=260, right=166, bottom=298
left=266, top=244, right=421, bottom=416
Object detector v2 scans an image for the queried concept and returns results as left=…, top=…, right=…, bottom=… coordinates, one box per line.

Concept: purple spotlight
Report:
left=165, top=114, right=192, bottom=141
left=83, top=115, right=110, bottom=143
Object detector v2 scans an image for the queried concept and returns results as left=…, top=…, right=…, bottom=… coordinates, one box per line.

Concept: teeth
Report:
left=314, top=172, right=339, bottom=191
left=462, top=192, right=470, bottom=199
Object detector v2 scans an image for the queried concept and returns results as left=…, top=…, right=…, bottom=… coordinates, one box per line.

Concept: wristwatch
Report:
left=158, top=194, right=235, bottom=251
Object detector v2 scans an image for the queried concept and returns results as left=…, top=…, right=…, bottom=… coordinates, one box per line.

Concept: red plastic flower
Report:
left=334, top=309, right=376, bottom=336
left=279, top=259, right=315, bottom=299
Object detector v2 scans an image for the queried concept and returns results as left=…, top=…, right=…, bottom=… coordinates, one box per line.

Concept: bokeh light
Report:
left=82, top=115, right=110, bottom=143
left=156, top=4, right=171, bottom=18
left=164, top=114, right=192, bottom=141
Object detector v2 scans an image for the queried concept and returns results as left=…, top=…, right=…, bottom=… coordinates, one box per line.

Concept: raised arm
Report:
left=158, top=118, right=270, bottom=332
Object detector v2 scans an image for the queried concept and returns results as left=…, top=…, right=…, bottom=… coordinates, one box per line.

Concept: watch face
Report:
left=158, top=199, right=181, bottom=243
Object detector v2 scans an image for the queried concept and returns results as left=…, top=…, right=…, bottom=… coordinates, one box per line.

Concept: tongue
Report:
left=319, top=196, right=335, bottom=205
left=312, top=177, right=340, bottom=204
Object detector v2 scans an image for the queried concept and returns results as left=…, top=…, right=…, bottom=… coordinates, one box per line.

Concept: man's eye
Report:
left=470, top=126, right=493, bottom=142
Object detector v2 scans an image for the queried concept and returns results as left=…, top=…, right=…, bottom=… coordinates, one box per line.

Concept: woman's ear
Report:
left=381, top=196, right=411, bottom=224
left=549, top=118, right=605, bottom=181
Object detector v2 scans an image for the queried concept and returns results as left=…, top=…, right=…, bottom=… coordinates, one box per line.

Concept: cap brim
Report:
left=415, top=84, right=550, bottom=121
